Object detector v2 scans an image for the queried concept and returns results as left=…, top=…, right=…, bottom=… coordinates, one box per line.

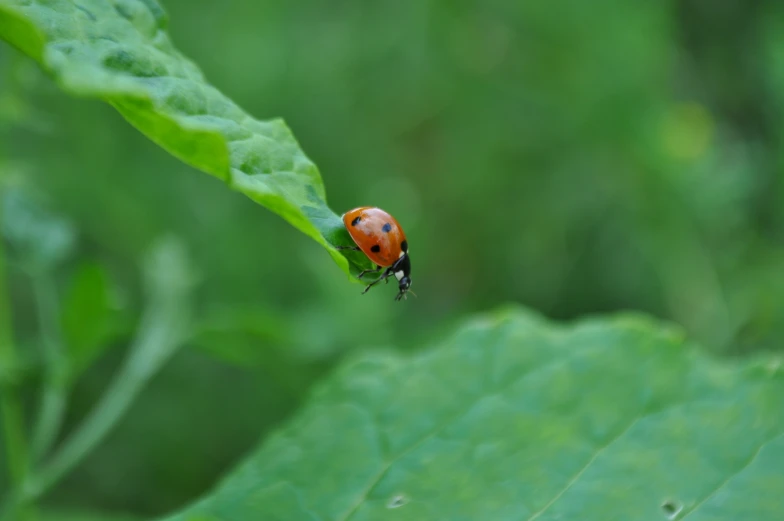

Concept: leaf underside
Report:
left=0, top=0, right=369, bottom=277
left=160, top=307, right=784, bottom=521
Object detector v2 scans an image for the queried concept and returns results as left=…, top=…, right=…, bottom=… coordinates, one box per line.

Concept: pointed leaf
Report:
left=0, top=0, right=367, bottom=277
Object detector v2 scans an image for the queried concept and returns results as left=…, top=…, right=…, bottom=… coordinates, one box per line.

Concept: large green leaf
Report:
left=160, top=307, right=784, bottom=521
left=0, top=0, right=367, bottom=277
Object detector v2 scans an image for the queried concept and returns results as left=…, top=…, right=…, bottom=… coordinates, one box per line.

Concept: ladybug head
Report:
left=393, top=253, right=412, bottom=301
left=395, top=276, right=412, bottom=301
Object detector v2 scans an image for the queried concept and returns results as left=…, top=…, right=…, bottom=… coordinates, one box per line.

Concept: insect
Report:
left=336, top=206, right=413, bottom=301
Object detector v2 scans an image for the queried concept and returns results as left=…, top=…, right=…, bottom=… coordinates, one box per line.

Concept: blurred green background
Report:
left=2, top=0, right=784, bottom=517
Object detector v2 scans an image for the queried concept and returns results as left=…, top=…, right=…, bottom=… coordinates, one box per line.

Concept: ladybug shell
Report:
left=342, top=207, right=408, bottom=267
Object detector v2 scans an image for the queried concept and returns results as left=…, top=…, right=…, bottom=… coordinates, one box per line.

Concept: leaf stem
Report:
left=29, top=270, right=68, bottom=463
left=19, top=239, right=194, bottom=502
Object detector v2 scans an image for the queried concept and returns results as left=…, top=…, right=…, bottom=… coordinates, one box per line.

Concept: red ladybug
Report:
left=337, top=206, right=412, bottom=301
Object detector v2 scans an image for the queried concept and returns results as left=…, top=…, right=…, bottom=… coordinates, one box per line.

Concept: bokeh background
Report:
left=2, top=0, right=784, bottom=517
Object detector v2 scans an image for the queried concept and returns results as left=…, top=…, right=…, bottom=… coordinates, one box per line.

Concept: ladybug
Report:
left=337, top=206, right=413, bottom=301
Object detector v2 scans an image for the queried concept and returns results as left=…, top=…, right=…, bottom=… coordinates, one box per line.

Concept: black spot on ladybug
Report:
left=401, top=240, right=408, bottom=252
left=351, top=216, right=361, bottom=226
left=371, top=244, right=381, bottom=253
left=382, top=223, right=392, bottom=233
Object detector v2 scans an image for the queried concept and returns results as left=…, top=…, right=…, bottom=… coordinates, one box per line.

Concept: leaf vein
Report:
left=335, top=335, right=608, bottom=521
left=679, top=430, right=784, bottom=520
left=525, top=415, right=644, bottom=521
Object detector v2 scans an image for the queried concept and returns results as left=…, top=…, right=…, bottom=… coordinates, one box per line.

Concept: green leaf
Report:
left=0, top=0, right=368, bottom=278
left=60, top=261, right=129, bottom=381
left=160, top=307, right=784, bottom=521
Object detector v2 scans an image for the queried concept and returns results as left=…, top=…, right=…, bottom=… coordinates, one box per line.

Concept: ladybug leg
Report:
left=357, top=265, right=382, bottom=279
left=335, top=245, right=361, bottom=251
left=361, top=268, right=393, bottom=294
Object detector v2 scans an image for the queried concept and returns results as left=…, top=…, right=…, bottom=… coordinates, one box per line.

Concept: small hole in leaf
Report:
left=387, top=494, right=408, bottom=509
left=661, top=499, right=683, bottom=519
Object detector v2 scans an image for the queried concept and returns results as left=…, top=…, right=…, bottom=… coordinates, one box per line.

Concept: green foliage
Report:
left=2, top=0, right=784, bottom=519
left=0, top=0, right=365, bottom=279
left=163, top=308, right=784, bottom=521
left=60, top=262, right=129, bottom=383
left=5, top=237, right=198, bottom=512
